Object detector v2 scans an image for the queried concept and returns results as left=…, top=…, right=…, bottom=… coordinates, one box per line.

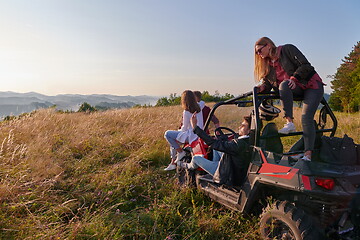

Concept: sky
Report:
left=0, top=0, right=359, bottom=97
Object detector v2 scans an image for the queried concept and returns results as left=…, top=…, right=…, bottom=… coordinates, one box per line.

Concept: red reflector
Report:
left=315, top=178, right=335, bottom=190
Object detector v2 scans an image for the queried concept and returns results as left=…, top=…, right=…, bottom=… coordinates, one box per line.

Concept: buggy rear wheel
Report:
left=260, top=200, right=320, bottom=240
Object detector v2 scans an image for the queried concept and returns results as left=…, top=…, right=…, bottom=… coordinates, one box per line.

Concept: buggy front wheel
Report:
left=259, top=200, right=320, bottom=240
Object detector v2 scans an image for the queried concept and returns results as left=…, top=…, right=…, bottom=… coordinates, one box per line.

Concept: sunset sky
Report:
left=0, top=0, right=359, bottom=96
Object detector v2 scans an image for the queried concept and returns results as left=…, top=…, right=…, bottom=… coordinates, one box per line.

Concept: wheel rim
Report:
left=264, top=217, right=296, bottom=240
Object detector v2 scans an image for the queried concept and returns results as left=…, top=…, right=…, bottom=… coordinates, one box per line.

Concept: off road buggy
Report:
left=177, top=88, right=360, bottom=239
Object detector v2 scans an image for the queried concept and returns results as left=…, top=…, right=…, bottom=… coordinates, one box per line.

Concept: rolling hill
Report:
left=0, top=91, right=159, bottom=118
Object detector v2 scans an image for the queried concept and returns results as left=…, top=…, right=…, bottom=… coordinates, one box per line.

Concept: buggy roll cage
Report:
left=204, top=87, right=337, bottom=149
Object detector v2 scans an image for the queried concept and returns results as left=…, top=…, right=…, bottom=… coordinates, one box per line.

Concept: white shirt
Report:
left=176, top=110, right=204, bottom=144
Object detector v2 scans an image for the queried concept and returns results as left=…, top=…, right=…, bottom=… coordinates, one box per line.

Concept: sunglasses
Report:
left=256, top=44, right=267, bottom=55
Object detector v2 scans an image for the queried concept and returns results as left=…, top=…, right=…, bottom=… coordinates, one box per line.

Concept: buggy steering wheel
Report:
left=214, top=127, right=237, bottom=141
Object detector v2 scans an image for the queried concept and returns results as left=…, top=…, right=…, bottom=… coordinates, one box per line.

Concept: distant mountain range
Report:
left=0, top=91, right=159, bottom=118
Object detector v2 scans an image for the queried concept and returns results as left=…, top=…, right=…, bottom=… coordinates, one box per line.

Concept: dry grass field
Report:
left=0, top=104, right=359, bottom=239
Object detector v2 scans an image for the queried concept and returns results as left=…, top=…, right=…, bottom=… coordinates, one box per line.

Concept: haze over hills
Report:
left=0, top=91, right=159, bottom=118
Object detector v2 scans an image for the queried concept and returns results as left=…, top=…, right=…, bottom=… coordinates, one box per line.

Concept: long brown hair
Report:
left=254, top=37, right=277, bottom=82
left=181, top=90, right=200, bottom=113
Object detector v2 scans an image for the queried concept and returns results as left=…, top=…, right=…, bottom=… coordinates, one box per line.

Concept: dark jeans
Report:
left=279, top=80, right=324, bottom=151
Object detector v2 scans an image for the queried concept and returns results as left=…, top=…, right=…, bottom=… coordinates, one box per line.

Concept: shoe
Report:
left=301, top=155, right=311, bottom=162
left=174, top=151, right=186, bottom=164
left=164, top=163, right=176, bottom=171
left=278, top=122, right=296, bottom=134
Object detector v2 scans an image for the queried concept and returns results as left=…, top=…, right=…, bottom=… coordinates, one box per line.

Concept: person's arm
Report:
left=193, top=125, right=215, bottom=144
left=282, top=44, right=315, bottom=85
left=209, top=135, right=248, bottom=155
left=257, top=78, right=273, bottom=93
left=191, top=115, right=247, bottom=155
left=191, top=113, right=214, bottom=143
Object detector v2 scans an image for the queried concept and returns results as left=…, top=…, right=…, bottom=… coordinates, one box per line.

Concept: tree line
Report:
left=329, top=41, right=360, bottom=112
left=155, top=91, right=234, bottom=106
left=75, top=91, right=234, bottom=112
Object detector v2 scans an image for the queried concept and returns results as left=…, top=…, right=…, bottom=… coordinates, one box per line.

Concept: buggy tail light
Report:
left=315, top=178, right=335, bottom=190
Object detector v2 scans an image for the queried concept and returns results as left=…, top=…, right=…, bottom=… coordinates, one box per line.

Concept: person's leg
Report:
left=164, top=130, right=186, bottom=163
left=301, top=82, right=324, bottom=159
left=278, top=80, right=303, bottom=133
left=212, top=149, right=223, bottom=162
left=164, top=130, right=181, bottom=150
left=164, top=130, right=182, bottom=170
left=279, top=80, right=295, bottom=120
left=187, top=155, right=219, bottom=176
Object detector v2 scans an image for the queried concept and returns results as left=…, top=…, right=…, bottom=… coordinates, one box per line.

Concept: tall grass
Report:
left=0, top=107, right=259, bottom=239
left=0, top=105, right=358, bottom=239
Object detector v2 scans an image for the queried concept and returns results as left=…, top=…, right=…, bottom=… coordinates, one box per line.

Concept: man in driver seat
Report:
left=178, top=114, right=252, bottom=186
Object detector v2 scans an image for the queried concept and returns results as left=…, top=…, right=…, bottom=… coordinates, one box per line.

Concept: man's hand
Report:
left=190, top=113, right=198, bottom=128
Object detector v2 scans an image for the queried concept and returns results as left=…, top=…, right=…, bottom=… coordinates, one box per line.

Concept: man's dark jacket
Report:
left=260, top=44, right=317, bottom=92
left=194, top=126, right=251, bottom=186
